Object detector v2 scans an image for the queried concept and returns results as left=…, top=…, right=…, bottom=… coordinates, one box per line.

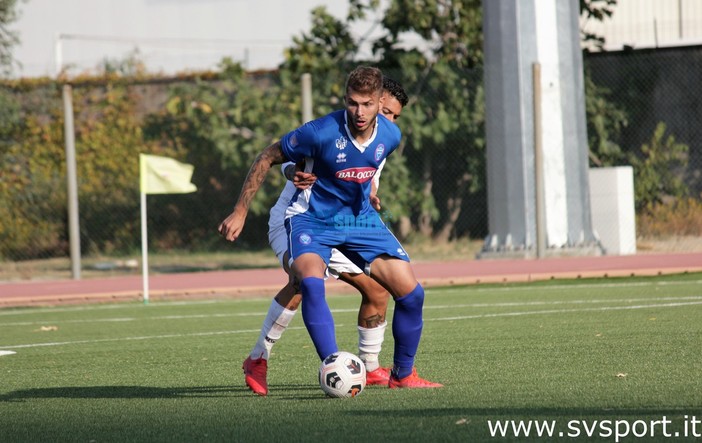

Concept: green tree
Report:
left=583, top=67, right=628, bottom=167
left=73, top=83, right=173, bottom=254
left=280, top=6, right=364, bottom=120
left=0, top=84, right=66, bottom=260
left=579, top=1, right=630, bottom=169
left=0, top=0, right=22, bottom=77
left=580, top=0, right=617, bottom=49
left=371, top=0, right=486, bottom=240
left=98, top=48, right=148, bottom=78
left=0, top=80, right=176, bottom=259
left=629, top=122, right=689, bottom=211
left=377, top=0, right=483, bottom=69
left=144, top=61, right=299, bottom=249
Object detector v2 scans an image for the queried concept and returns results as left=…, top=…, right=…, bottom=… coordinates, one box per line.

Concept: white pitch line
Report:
left=2, top=295, right=701, bottom=327
left=0, top=299, right=226, bottom=317
left=3, top=279, right=700, bottom=318
left=428, top=279, right=702, bottom=294
left=427, top=295, right=702, bottom=310
left=2, top=300, right=702, bottom=350
left=429, top=300, right=702, bottom=321
left=0, top=327, right=303, bottom=350
left=0, top=312, right=262, bottom=327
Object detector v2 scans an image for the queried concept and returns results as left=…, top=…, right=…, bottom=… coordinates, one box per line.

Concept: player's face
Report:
left=344, top=88, right=382, bottom=135
left=380, top=93, right=403, bottom=123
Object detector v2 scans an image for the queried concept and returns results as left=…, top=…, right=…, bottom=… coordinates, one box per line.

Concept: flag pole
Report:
left=139, top=153, right=197, bottom=305
left=140, top=189, right=149, bottom=305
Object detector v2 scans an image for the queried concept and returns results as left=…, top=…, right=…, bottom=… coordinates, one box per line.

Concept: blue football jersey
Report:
left=280, top=110, right=401, bottom=220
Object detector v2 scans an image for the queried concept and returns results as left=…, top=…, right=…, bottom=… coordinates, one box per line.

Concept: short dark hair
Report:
left=345, top=66, right=383, bottom=96
left=382, top=76, right=408, bottom=107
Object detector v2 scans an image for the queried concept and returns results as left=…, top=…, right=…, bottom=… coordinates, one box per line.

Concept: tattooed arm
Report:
left=218, top=141, right=286, bottom=242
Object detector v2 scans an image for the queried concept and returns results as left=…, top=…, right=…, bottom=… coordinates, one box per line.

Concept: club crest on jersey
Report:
left=336, top=137, right=347, bottom=150
left=298, top=233, right=312, bottom=245
left=374, top=144, right=385, bottom=162
left=335, top=167, right=376, bottom=183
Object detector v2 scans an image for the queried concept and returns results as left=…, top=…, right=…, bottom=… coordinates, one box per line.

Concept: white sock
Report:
left=358, top=321, right=387, bottom=372
left=250, top=299, right=297, bottom=360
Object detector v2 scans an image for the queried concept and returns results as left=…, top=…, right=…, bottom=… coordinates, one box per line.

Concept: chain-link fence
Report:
left=1, top=46, right=701, bottom=281
left=587, top=45, right=702, bottom=193
left=585, top=45, right=702, bottom=251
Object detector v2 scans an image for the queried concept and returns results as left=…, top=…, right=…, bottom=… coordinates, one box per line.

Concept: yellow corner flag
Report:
left=139, top=154, right=197, bottom=194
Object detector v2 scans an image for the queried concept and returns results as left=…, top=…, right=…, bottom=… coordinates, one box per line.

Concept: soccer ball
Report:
left=318, top=351, right=366, bottom=398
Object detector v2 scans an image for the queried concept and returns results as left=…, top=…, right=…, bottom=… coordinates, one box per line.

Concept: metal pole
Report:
left=55, top=34, right=63, bottom=77
left=678, top=0, right=683, bottom=39
left=62, top=84, right=82, bottom=279
left=301, top=73, right=313, bottom=123
left=140, top=190, right=149, bottom=304
left=533, top=63, right=546, bottom=258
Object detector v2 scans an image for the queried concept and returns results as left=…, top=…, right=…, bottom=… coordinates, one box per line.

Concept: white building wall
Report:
left=582, top=0, right=702, bottom=50
left=10, top=0, right=385, bottom=78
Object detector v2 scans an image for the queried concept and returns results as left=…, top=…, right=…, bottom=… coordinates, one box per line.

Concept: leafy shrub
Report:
left=637, top=196, right=702, bottom=237
left=630, top=122, right=689, bottom=211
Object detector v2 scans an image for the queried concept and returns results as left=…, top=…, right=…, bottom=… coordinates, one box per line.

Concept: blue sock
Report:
left=392, top=283, right=424, bottom=379
left=300, top=277, right=338, bottom=360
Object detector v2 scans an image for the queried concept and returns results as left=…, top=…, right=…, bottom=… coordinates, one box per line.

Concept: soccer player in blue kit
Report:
left=240, top=77, right=409, bottom=396
left=219, top=66, right=442, bottom=388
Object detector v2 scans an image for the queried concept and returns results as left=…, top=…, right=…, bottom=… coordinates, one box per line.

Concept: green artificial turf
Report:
left=1, top=274, right=701, bottom=442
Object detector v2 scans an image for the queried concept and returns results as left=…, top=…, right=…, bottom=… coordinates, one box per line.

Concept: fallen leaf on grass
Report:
left=455, top=418, right=470, bottom=425
left=615, top=373, right=628, bottom=378
left=36, top=326, right=59, bottom=332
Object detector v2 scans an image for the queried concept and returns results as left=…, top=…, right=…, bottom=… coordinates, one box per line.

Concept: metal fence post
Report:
left=533, top=63, right=546, bottom=258
left=62, top=83, right=81, bottom=279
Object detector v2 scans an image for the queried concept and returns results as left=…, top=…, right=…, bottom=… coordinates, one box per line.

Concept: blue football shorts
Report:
left=284, top=211, right=410, bottom=274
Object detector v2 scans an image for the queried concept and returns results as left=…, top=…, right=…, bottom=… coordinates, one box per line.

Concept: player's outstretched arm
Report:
left=218, top=141, right=286, bottom=242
